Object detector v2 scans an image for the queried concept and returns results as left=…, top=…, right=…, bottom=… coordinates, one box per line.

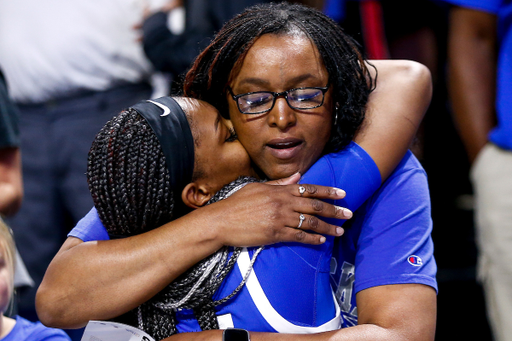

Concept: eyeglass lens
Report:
left=238, top=88, right=325, bottom=114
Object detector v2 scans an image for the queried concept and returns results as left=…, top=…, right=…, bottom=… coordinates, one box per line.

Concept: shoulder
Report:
left=369, top=150, right=429, bottom=207
left=6, top=316, right=71, bottom=341
left=304, top=142, right=380, bottom=181
left=358, top=151, right=432, bottom=238
left=352, top=151, right=437, bottom=293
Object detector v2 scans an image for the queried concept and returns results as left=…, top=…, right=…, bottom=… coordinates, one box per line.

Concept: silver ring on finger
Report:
left=298, top=185, right=306, bottom=196
left=297, top=213, right=305, bottom=229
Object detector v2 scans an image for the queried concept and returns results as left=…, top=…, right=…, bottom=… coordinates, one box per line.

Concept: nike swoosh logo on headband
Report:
left=147, top=100, right=171, bottom=117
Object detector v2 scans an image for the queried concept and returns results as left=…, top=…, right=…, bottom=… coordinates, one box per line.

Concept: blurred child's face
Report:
left=0, top=246, right=12, bottom=314
left=182, top=99, right=257, bottom=195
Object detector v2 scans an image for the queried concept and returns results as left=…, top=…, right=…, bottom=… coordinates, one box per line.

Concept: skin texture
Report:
left=176, top=98, right=257, bottom=207
left=35, top=59, right=433, bottom=333
left=447, top=6, right=496, bottom=163
left=0, top=147, right=23, bottom=217
left=228, top=34, right=333, bottom=180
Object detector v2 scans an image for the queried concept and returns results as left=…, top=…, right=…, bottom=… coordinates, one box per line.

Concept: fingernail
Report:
left=335, top=188, right=346, bottom=197
left=343, top=209, right=352, bottom=218
left=336, top=227, right=344, bottom=235
left=319, top=236, right=326, bottom=243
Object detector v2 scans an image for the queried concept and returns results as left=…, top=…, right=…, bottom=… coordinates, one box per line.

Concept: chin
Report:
left=266, top=166, right=301, bottom=180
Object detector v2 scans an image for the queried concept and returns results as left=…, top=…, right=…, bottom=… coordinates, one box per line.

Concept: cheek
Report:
left=307, top=114, right=332, bottom=146
left=231, top=116, right=262, bottom=157
left=229, top=144, right=252, bottom=173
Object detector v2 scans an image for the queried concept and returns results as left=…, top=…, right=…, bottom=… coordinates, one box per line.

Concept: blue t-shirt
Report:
left=2, top=316, right=70, bottom=341
left=175, top=150, right=437, bottom=331
left=440, top=0, right=512, bottom=150
left=69, top=143, right=437, bottom=332
left=329, top=150, right=437, bottom=327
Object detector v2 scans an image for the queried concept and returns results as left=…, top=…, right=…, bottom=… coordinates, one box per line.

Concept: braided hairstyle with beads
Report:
left=183, top=1, right=374, bottom=155
left=87, top=108, right=259, bottom=340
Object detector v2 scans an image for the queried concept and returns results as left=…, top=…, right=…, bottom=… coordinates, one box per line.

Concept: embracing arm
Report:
left=0, top=147, right=23, bottom=217
left=36, top=179, right=349, bottom=329
left=164, top=284, right=436, bottom=341
left=356, top=59, right=432, bottom=180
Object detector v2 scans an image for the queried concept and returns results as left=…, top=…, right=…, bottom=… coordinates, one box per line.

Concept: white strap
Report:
left=236, top=248, right=341, bottom=333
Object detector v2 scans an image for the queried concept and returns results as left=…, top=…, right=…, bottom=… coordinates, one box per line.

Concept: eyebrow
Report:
left=238, top=74, right=318, bottom=88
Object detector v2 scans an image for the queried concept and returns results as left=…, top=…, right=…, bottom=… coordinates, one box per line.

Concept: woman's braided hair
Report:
left=87, top=108, right=261, bottom=340
left=183, top=1, right=375, bottom=155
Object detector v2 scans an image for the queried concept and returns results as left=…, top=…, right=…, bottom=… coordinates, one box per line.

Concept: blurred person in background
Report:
left=0, top=68, right=22, bottom=220
left=0, top=217, right=70, bottom=341
left=141, top=0, right=273, bottom=92
left=141, top=0, right=322, bottom=91
left=0, top=67, right=33, bottom=315
left=0, top=1, right=166, bottom=338
left=443, top=1, right=512, bottom=341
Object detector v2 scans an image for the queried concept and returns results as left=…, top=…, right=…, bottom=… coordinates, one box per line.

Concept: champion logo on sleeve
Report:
left=407, top=255, right=423, bottom=267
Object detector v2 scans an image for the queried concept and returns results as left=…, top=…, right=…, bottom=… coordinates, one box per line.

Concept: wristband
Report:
left=222, top=328, right=250, bottom=341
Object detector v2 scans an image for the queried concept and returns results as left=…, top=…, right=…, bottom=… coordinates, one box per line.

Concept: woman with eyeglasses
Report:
left=37, top=3, right=436, bottom=341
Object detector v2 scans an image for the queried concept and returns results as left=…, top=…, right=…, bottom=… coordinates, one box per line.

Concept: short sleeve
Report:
left=354, top=152, right=438, bottom=293
left=67, top=207, right=110, bottom=242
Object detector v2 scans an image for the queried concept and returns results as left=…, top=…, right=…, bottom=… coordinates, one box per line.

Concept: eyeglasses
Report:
left=228, top=84, right=330, bottom=115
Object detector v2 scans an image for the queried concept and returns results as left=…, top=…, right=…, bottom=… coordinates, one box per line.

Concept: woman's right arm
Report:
left=356, top=59, right=432, bottom=180
left=35, top=178, right=348, bottom=329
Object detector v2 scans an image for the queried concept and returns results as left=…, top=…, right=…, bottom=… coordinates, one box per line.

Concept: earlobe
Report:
left=182, top=182, right=212, bottom=209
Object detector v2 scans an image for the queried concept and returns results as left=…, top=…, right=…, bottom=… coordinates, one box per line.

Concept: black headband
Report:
left=132, top=96, right=195, bottom=194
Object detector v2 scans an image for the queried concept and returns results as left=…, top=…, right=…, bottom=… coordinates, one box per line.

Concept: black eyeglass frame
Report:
left=227, top=83, right=330, bottom=115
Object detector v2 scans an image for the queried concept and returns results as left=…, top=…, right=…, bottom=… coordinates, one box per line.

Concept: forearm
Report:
left=37, top=181, right=348, bottom=329
left=251, top=326, right=398, bottom=341
left=355, top=59, right=432, bottom=181
left=36, top=207, right=224, bottom=329
left=165, top=285, right=436, bottom=341
left=165, top=324, right=421, bottom=341
left=447, top=7, right=496, bottom=163
left=0, top=147, right=23, bottom=217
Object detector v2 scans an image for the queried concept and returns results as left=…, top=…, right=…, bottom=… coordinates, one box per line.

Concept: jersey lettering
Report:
left=331, top=260, right=358, bottom=326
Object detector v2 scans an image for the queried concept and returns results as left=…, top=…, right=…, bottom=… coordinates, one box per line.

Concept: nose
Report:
left=267, top=97, right=297, bottom=130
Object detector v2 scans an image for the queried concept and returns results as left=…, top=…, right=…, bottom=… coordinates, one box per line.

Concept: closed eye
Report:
left=225, top=128, right=238, bottom=142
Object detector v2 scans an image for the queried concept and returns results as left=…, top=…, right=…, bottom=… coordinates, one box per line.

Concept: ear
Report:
left=181, top=182, right=212, bottom=209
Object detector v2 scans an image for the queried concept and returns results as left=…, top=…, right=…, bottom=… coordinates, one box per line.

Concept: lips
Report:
left=266, top=138, right=303, bottom=159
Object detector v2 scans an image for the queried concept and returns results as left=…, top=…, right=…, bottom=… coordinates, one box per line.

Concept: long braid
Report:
left=88, top=109, right=174, bottom=236
left=88, top=108, right=177, bottom=339
left=87, top=109, right=261, bottom=340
